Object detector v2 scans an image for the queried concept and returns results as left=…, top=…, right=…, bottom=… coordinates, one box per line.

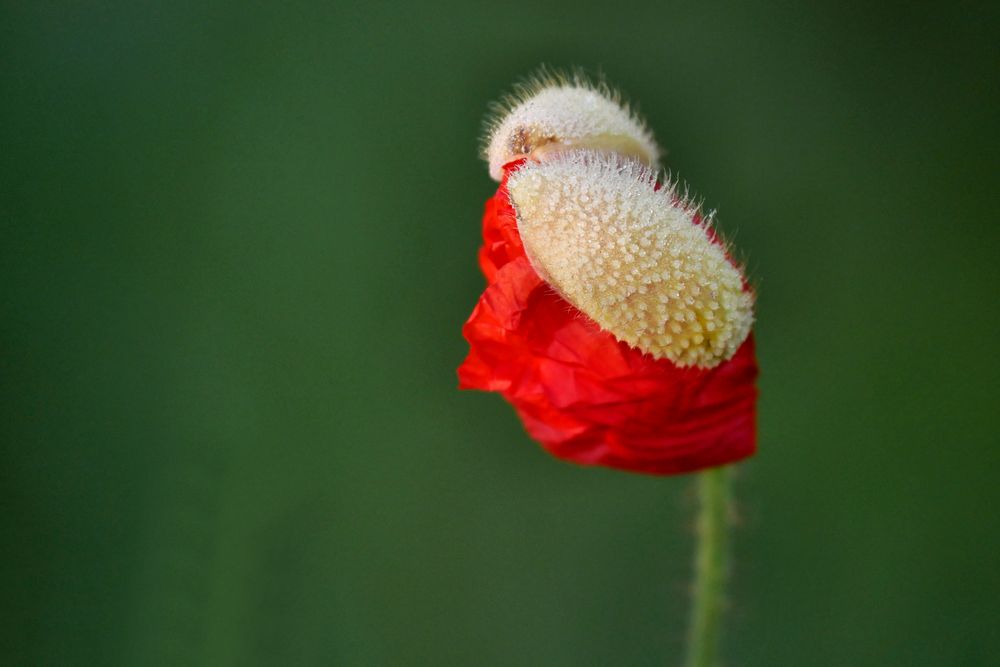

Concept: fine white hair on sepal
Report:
left=506, top=151, right=754, bottom=368
left=483, top=67, right=661, bottom=181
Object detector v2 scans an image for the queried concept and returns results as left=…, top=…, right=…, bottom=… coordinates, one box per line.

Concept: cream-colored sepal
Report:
left=484, top=70, right=660, bottom=181
left=507, top=153, right=753, bottom=368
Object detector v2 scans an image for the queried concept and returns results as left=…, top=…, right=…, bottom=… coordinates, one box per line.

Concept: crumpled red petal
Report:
left=458, top=160, right=758, bottom=475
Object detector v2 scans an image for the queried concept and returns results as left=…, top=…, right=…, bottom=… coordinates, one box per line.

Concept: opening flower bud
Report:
left=484, top=72, right=661, bottom=181
left=507, top=153, right=754, bottom=368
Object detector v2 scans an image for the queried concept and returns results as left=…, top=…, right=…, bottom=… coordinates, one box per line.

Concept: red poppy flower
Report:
left=458, top=74, right=758, bottom=476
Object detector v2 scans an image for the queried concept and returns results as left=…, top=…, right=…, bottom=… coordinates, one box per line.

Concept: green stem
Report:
left=684, top=466, right=732, bottom=667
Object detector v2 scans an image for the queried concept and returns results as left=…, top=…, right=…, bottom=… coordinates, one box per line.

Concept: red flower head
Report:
left=459, top=72, right=758, bottom=475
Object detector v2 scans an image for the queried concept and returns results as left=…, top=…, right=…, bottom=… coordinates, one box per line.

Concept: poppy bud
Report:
left=460, top=72, right=758, bottom=475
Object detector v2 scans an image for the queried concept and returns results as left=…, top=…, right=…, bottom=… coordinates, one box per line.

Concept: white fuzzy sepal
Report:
left=484, top=71, right=660, bottom=181
left=507, top=153, right=753, bottom=368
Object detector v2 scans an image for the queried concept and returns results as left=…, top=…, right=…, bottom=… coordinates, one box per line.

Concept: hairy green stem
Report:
left=684, top=466, right=732, bottom=667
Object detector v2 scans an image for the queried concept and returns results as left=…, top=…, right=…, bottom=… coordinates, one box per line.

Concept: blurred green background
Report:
left=2, top=1, right=997, bottom=665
